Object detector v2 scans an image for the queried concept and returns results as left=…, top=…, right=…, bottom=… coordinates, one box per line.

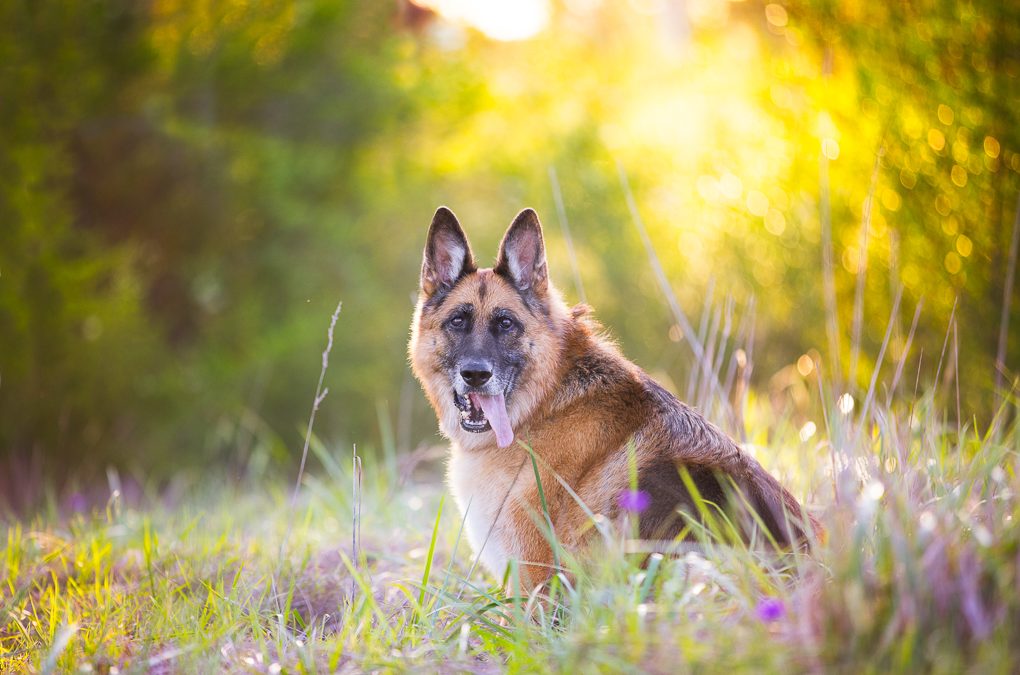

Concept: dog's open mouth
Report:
left=453, top=391, right=514, bottom=448
left=454, top=392, right=489, bottom=432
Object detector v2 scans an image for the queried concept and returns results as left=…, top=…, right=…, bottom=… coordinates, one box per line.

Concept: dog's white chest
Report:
left=447, top=449, right=517, bottom=579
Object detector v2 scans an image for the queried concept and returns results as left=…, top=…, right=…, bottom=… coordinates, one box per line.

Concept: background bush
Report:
left=2, top=0, right=1018, bottom=493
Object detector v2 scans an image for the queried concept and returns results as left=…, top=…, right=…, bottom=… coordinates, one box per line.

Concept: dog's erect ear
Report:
left=421, top=206, right=476, bottom=298
left=495, top=208, right=547, bottom=296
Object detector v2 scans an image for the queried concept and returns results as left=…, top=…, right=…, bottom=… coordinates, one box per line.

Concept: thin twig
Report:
left=273, top=300, right=342, bottom=611
left=291, top=301, right=343, bottom=506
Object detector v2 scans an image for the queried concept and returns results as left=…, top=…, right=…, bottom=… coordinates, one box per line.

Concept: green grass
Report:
left=3, top=388, right=1020, bottom=673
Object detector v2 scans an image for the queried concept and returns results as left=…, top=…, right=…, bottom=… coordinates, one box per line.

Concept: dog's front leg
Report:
left=503, top=503, right=556, bottom=597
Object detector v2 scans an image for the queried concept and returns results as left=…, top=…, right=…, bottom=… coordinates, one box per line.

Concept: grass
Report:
left=2, top=382, right=1019, bottom=673
left=3, top=184, right=1019, bottom=672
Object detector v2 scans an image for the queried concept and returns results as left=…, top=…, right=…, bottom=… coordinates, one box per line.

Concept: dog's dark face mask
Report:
left=417, top=207, right=549, bottom=448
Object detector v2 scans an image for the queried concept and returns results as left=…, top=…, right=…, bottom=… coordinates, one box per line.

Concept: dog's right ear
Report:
left=420, top=206, right=476, bottom=298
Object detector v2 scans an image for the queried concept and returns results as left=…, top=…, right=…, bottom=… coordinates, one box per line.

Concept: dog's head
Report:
left=409, top=207, right=569, bottom=450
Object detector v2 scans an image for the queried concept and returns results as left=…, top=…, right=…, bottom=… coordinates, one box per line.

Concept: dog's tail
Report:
left=743, top=459, right=823, bottom=549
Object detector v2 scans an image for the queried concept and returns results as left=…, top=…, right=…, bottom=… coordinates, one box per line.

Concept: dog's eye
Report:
left=497, top=317, right=514, bottom=332
left=449, top=316, right=466, bottom=329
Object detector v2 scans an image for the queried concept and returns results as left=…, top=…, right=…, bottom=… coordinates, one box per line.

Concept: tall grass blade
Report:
left=855, top=284, right=903, bottom=444
left=819, top=144, right=842, bottom=387
left=995, top=192, right=1020, bottom=399
left=524, top=443, right=561, bottom=571
left=352, top=445, right=362, bottom=565
left=849, top=149, right=883, bottom=388
left=616, top=160, right=732, bottom=420
left=418, top=496, right=444, bottom=614
left=954, top=316, right=962, bottom=435
left=548, top=165, right=587, bottom=304
left=688, top=277, right=716, bottom=402
left=934, top=295, right=959, bottom=398
left=375, top=399, right=399, bottom=482
left=41, top=622, right=77, bottom=675
left=886, top=298, right=924, bottom=408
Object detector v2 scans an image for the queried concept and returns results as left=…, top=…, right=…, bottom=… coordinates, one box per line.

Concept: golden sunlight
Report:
left=414, top=0, right=550, bottom=41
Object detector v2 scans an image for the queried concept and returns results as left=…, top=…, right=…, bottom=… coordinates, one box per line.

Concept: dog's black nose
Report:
left=460, top=365, right=492, bottom=387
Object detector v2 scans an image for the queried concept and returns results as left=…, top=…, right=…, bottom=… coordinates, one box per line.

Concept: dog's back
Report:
left=517, top=307, right=816, bottom=549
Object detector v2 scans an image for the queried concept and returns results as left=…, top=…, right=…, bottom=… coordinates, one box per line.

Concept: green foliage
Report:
left=1, top=0, right=1018, bottom=483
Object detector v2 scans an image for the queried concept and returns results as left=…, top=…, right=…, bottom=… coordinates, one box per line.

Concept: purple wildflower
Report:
left=68, top=492, right=88, bottom=513
left=755, top=597, right=785, bottom=623
left=617, top=489, right=651, bottom=513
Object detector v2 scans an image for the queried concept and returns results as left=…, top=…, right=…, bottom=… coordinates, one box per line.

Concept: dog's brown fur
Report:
left=410, top=206, right=818, bottom=591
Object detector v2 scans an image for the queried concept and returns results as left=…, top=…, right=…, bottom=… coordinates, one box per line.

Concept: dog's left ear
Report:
left=495, top=208, right=548, bottom=297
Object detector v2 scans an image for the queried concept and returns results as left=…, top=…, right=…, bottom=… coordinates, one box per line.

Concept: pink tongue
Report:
left=471, top=392, right=514, bottom=448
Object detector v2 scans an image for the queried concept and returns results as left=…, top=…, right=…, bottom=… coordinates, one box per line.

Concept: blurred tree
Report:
left=1, top=0, right=1017, bottom=498
left=790, top=0, right=1020, bottom=410
left=0, top=2, right=165, bottom=498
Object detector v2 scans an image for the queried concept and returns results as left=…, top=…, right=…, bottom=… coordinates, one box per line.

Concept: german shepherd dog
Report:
left=409, top=206, right=817, bottom=591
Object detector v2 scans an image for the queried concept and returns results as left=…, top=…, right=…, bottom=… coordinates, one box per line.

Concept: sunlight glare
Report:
left=837, top=392, right=855, bottom=415
left=416, top=0, right=550, bottom=41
